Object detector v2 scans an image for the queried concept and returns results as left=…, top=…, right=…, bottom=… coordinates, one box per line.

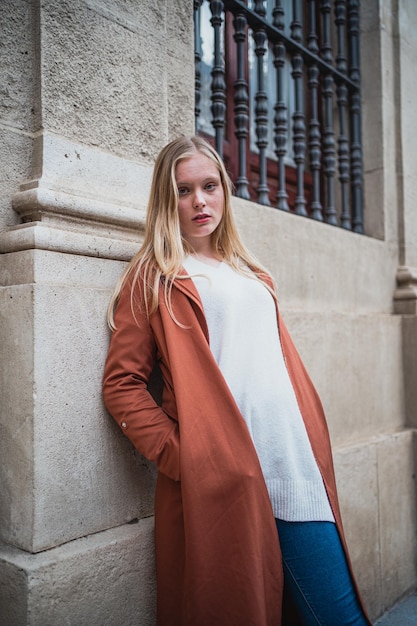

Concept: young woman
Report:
left=102, top=136, right=371, bottom=626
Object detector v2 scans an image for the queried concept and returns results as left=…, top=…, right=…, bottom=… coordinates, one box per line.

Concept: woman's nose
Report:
left=193, top=190, right=206, bottom=208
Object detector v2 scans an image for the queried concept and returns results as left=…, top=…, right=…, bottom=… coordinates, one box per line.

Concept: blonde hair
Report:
left=107, top=135, right=275, bottom=329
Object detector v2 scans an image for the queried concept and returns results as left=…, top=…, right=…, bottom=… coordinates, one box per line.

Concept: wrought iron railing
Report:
left=194, top=0, right=363, bottom=233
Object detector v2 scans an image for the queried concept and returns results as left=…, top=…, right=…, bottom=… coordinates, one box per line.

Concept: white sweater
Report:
left=183, top=256, right=334, bottom=522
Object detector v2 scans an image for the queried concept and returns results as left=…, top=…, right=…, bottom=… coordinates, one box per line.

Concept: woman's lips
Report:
left=193, top=214, right=210, bottom=224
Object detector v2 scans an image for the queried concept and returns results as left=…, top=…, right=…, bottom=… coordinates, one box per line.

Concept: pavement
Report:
left=374, top=592, right=417, bottom=625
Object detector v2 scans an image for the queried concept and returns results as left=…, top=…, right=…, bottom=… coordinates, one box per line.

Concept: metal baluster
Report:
left=233, top=13, right=250, bottom=199
left=291, top=0, right=307, bottom=216
left=335, top=0, right=351, bottom=229
left=290, top=0, right=302, bottom=42
left=209, top=1, right=226, bottom=159
left=322, top=74, right=337, bottom=225
left=348, top=0, right=363, bottom=233
left=337, top=81, right=351, bottom=229
left=307, top=0, right=323, bottom=221
left=194, top=0, right=203, bottom=131
left=320, top=0, right=333, bottom=64
left=253, top=0, right=270, bottom=205
left=335, top=0, right=348, bottom=73
left=320, top=0, right=337, bottom=225
left=273, top=0, right=289, bottom=211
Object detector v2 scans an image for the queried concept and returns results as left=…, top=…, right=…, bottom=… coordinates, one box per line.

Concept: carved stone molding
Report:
left=0, top=221, right=141, bottom=261
left=394, top=266, right=417, bottom=314
left=0, top=131, right=151, bottom=260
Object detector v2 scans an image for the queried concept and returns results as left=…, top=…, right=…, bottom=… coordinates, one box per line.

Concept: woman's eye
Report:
left=178, top=187, right=188, bottom=196
left=205, top=183, right=216, bottom=191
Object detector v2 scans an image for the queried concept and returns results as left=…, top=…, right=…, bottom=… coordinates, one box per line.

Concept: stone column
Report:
left=0, top=1, right=193, bottom=623
left=391, top=1, right=417, bottom=428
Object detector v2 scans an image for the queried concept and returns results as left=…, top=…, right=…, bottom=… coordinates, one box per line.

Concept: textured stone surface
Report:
left=0, top=0, right=38, bottom=229
left=377, top=431, right=417, bottom=611
left=232, top=195, right=398, bottom=315
left=398, top=2, right=417, bottom=267
left=403, top=316, right=417, bottom=428
left=334, top=430, right=417, bottom=621
left=361, top=3, right=399, bottom=242
left=166, top=0, right=195, bottom=138
left=0, top=518, right=156, bottom=626
left=0, top=129, right=32, bottom=229
left=283, top=311, right=404, bottom=447
left=38, top=0, right=188, bottom=161
left=0, top=0, right=39, bottom=131
left=25, top=132, right=152, bottom=207
left=0, top=284, right=35, bottom=550
left=333, top=442, right=380, bottom=619
left=0, top=252, right=156, bottom=552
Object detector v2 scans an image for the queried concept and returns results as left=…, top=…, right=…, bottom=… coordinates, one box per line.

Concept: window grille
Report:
left=194, top=0, right=363, bottom=233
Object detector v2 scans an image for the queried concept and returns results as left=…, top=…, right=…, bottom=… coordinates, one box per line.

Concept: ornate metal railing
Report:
left=194, top=0, right=363, bottom=233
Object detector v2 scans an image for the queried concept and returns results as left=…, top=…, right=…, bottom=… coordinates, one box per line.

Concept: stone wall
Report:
left=0, top=1, right=416, bottom=624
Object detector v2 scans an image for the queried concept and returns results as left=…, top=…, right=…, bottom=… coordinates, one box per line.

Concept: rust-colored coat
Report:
left=103, top=271, right=369, bottom=625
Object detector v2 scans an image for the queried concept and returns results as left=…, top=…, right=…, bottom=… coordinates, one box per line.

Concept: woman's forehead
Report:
left=175, top=153, right=220, bottom=182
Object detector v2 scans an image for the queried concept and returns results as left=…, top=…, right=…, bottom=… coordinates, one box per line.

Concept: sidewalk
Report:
left=375, top=592, right=417, bottom=625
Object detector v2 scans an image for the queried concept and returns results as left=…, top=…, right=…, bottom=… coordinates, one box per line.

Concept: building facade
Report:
left=0, top=0, right=416, bottom=623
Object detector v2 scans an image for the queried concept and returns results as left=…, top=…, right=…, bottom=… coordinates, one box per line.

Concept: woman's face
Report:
left=175, top=152, right=224, bottom=253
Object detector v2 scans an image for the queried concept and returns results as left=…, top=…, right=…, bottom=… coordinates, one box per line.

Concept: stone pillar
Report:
left=391, top=1, right=417, bottom=428
left=0, top=1, right=194, bottom=623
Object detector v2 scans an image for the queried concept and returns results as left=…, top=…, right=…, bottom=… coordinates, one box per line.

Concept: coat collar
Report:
left=167, top=268, right=210, bottom=342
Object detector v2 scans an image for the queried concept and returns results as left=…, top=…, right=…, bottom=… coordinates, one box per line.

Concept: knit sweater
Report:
left=183, top=256, right=334, bottom=522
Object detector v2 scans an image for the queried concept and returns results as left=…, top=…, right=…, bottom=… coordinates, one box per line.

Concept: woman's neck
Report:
left=189, top=251, right=223, bottom=267
left=187, top=239, right=222, bottom=264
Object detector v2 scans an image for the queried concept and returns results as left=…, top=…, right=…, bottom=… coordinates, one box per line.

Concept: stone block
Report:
left=334, top=430, right=417, bottom=621
left=377, top=430, right=417, bottom=611
left=333, top=441, right=380, bottom=620
left=0, top=251, right=156, bottom=552
left=0, top=284, right=36, bottom=551
left=0, top=518, right=156, bottom=626
left=282, top=311, right=404, bottom=447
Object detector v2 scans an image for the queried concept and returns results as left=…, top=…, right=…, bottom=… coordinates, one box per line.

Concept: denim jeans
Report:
left=275, top=519, right=368, bottom=626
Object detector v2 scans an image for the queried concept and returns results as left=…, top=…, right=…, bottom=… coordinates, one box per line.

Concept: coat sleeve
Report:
left=102, top=279, right=180, bottom=481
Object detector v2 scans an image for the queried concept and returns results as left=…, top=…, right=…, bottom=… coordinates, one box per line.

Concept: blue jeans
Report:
left=275, top=519, right=368, bottom=626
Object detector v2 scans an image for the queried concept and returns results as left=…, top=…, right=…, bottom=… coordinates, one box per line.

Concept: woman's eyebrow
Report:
left=176, top=175, right=220, bottom=185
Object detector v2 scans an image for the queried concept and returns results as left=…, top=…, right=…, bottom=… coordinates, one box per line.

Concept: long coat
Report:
left=103, top=270, right=370, bottom=626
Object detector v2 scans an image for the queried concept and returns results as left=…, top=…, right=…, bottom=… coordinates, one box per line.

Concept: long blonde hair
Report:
left=107, top=135, right=275, bottom=329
